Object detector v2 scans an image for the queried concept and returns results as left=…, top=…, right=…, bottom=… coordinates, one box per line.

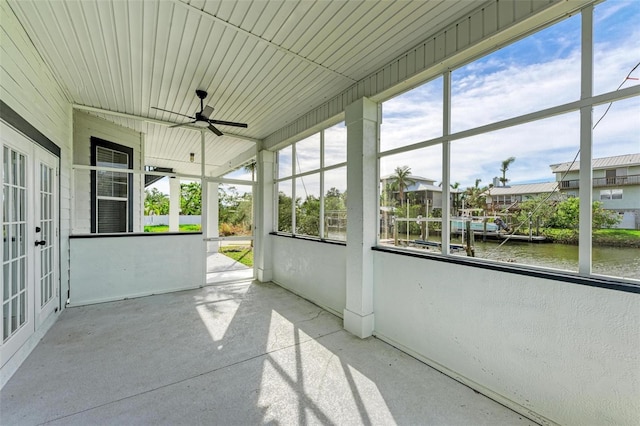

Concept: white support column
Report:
left=255, top=149, right=274, bottom=282
left=169, top=177, right=180, bottom=232
left=137, top=133, right=145, bottom=233
left=319, top=130, right=325, bottom=239
left=200, top=130, right=208, bottom=285
left=442, top=70, right=452, bottom=255
left=579, top=5, right=594, bottom=275
left=344, top=97, right=379, bottom=338
left=207, top=182, right=219, bottom=253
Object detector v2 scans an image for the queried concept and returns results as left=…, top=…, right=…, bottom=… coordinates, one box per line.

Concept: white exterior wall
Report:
left=0, top=1, right=73, bottom=382
left=0, top=0, right=72, bottom=300
left=271, top=236, right=346, bottom=317
left=73, top=110, right=145, bottom=233
left=69, top=234, right=204, bottom=306
left=372, top=251, right=639, bottom=426
left=600, top=186, right=640, bottom=211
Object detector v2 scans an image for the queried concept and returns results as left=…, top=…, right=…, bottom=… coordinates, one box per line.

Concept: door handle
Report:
left=35, top=240, right=46, bottom=246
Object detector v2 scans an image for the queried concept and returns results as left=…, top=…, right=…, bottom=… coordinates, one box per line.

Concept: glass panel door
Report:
left=35, top=147, right=58, bottom=324
left=1, top=141, right=34, bottom=367
left=1, top=125, right=58, bottom=368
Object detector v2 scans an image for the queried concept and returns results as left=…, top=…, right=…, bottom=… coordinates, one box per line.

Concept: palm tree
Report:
left=450, top=181, right=461, bottom=213
left=244, top=161, right=257, bottom=181
left=391, top=166, right=415, bottom=207
left=499, top=156, right=516, bottom=186
left=464, top=178, right=488, bottom=209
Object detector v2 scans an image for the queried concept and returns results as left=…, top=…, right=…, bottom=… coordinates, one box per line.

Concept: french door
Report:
left=1, top=123, right=59, bottom=367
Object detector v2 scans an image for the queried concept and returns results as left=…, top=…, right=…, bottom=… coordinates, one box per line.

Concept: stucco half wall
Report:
left=372, top=249, right=640, bottom=426
left=69, top=233, right=205, bottom=306
left=271, top=235, right=347, bottom=317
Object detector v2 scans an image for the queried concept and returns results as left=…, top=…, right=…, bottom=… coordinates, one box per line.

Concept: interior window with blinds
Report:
left=91, top=138, right=133, bottom=233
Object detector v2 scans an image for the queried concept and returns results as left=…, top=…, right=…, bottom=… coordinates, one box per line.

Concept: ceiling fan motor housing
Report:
left=193, top=113, right=209, bottom=127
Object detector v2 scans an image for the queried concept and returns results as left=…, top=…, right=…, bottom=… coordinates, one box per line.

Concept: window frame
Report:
left=376, top=2, right=639, bottom=283
left=90, top=137, right=134, bottom=233
left=274, top=123, right=348, bottom=242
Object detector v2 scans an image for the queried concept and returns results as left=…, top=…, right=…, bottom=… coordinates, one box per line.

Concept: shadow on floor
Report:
left=1, top=281, right=535, bottom=425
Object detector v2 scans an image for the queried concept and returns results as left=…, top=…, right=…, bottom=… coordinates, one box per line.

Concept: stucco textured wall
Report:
left=372, top=251, right=640, bottom=425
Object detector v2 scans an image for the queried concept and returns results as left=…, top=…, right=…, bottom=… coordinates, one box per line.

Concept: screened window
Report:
left=275, top=122, right=347, bottom=241
left=378, top=0, right=639, bottom=282
left=91, top=138, right=133, bottom=233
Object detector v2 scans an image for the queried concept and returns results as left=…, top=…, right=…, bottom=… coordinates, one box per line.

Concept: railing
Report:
left=489, top=201, right=520, bottom=210
left=560, top=174, right=640, bottom=189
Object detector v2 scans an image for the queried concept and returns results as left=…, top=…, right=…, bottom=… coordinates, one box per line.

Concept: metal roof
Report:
left=550, top=153, right=640, bottom=173
left=488, top=182, right=559, bottom=196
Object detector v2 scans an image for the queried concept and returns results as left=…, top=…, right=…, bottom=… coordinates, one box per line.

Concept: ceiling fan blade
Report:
left=169, top=120, right=196, bottom=128
left=201, top=105, right=214, bottom=119
left=208, top=124, right=223, bottom=136
left=152, top=107, right=195, bottom=120
left=209, top=119, right=248, bottom=128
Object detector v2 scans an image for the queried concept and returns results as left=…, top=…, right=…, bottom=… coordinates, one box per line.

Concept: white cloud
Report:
left=379, top=18, right=639, bottom=190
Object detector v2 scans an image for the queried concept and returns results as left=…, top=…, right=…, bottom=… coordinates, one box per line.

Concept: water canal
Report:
left=386, top=234, right=639, bottom=281
left=465, top=240, right=639, bottom=281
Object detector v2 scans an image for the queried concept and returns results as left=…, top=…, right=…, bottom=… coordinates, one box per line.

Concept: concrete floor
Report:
left=1, top=281, right=536, bottom=425
left=207, top=252, right=253, bottom=284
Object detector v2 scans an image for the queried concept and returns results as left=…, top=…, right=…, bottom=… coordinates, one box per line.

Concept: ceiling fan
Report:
left=152, top=89, right=248, bottom=136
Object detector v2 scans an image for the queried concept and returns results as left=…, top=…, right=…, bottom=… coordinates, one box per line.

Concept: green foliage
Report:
left=542, top=228, right=639, bottom=247
left=547, top=197, right=578, bottom=229
left=591, top=200, right=620, bottom=229
left=450, top=182, right=462, bottom=213
left=278, top=187, right=347, bottom=237
left=512, top=195, right=556, bottom=230
left=296, top=195, right=320, bottom=236
left=463, top=178, right=488, bottom=210
left=278, top=192, right=293, bottom=232
left=593, top=229, right=640, bottom=248
left=144, top=224, right=201, bottom=232
left=180, top=182, right=202, bottom=215
left=546, top=197, right=620, bottom=231
left=381, top=182, right=397, bottom=208
left=144, top=188, right=169, bottom=215
left=394, top=201, right=424, bottom=235
left=542, top=228, right=578, bottom=244
left=595, top=228, right=640, bottom=238
left=325, top=187, right=347, bottom=212
left=218, top=185, right=252, bottom=235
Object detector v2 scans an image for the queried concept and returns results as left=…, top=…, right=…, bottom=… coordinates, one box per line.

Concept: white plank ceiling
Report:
left=7, top=0, right=483, bottom=177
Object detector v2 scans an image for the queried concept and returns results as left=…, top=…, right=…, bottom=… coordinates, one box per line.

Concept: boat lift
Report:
left=391, top=216, right=473, bottom=256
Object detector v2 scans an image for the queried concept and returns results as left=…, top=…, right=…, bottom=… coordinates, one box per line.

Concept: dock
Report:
left=497, top=234, right=547, bottom=242
left=413, top=240, right=466, bottom=251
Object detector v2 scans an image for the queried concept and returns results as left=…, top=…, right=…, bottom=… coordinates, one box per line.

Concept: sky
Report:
left=380, top=0, right=640, bottom=188
left=152, top=0, right=639, bottom=197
